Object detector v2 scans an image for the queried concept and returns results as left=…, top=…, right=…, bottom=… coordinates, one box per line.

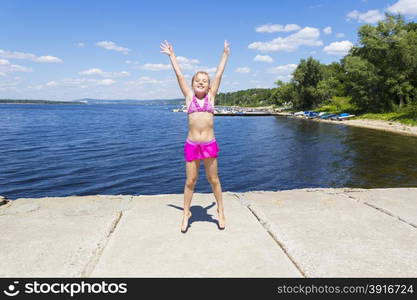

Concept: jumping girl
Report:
left=160, top=40, right=230, bottom=233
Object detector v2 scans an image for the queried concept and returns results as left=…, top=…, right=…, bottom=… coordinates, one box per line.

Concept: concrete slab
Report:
left=91, top=192, right=302, bottom=277
left=0, top=195, right=127, bottom=277
left=2, top=188, right=416, bottom=278
left=243, top=189, right=417, bottom=277
left=345, top=188, right=417, bottom=228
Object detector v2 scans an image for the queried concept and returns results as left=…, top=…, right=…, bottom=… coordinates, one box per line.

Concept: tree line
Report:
left=217, top=14, right=417, bottom=114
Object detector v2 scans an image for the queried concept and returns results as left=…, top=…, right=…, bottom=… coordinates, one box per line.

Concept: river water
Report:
left=1, top=103, right=417, bottom=200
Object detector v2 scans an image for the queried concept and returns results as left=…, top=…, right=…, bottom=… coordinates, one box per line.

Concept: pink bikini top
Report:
left=187, top=94, right=214, bottom=114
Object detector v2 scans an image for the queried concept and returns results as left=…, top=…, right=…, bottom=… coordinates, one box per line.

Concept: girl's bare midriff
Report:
left=187, top=111, right=215, bottom=142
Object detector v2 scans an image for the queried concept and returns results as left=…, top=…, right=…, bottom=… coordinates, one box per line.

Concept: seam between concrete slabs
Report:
left=333, top=190, right=417, bottom=230
left=81, top=195, right=133, bottom=277
left=233, top=193, right=306, bottom=278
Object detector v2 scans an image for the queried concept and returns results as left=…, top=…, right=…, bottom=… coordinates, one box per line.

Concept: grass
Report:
left=313, top=97, right=358, bottom=114
left=357, top=110, right=417, bottom=126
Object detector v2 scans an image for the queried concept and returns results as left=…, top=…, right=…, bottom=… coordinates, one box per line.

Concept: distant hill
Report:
left=0, top=99, right=86, bottom=104
left=0, top=98, right=184, bottom=105
left=79, top=98, right=184, bottom=105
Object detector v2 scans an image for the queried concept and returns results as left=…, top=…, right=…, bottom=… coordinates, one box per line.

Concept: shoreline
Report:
left=274, top=112, right=417, bottom=137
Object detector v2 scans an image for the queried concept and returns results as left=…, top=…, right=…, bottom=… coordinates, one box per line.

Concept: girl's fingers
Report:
left=160, top=41, right=173, bottom=54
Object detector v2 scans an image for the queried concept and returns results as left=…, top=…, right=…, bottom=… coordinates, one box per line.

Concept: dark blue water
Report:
left=1, top=103, right=417, bottom=200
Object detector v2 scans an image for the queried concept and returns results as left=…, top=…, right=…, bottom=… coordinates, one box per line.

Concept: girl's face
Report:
left=192, top=74, right=210, bottom=94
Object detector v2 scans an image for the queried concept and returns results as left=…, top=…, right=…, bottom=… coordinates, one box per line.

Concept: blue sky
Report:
left=1, top=0, right=417, bottom=100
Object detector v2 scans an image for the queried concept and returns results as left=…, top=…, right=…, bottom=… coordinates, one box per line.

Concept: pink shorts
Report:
left=184, top=138, right=219, bottom=162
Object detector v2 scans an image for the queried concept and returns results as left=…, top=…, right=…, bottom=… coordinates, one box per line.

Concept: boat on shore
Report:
left=290, top=111, right=356, bottom=121
left=337, top=113, right=356, bottom=120
left=320, top=113, right=337, bottom=119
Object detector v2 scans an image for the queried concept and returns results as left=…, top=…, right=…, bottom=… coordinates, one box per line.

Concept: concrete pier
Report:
left=1, top=188, right=416, bottom=278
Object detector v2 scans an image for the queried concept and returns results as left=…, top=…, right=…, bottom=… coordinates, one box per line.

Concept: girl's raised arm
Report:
left=210, top=40, right=230, bottom=97
left=160, top=40, right=192, bottom=98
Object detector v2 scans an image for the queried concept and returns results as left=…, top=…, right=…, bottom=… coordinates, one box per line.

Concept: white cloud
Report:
left=336, top=33, right=345, bottom=38
left=387, top=0, right=417, bottom=15
left=176, top=56, right=200, bottom=70
left=79, top=68, right=105, bottom=76
left=323, top=40, right=353, bottom=55
left=323, top=26, right=332, bottom=35
left=178, top=56, right=216, bottom=74
left=135, top=56, right=215, bottom=74
left=75, top=42, right=85, bottom=47
left=176, top=56, right=199, bottom=65
left=79, top=68, right=130, bottom=78
left=235, top=67, right=251, bottom=73
left=254, top=55, right=274, bottom=63
left=0, top=58, right=32, bottom=74
left=46, top=80, right=59, bottom=87
left=96, top=41, right=130, bottom=54
left=138, top=63, right=171, bottom=71
left=97, top=79, right=115, bottom=86
left=45, top=78, right=116, bottom=88
left=36, top=56, right=63, bottom=63
left=0, top=49, right=63, bottom=63
left=137, top=76, right=163, bottom=84
left=256, top=24, right=301, bottom=33
left=248, top=27, right=323, bottom=52
left=267, top=64, right=297, bottom=75
left=125, top=76, right=164, bottom=86
left=346, top=9, right=384, bottom=23
left=197, top=67, right=217, bottom=74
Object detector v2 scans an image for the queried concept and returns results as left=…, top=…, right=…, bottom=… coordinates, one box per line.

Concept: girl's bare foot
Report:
left=217, top=208, right=226, bottom=230
left=181, top=211, right=192, bottom=233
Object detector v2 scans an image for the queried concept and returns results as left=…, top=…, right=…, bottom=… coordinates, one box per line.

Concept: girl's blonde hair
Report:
left=191, top=71, right=211, bottom=86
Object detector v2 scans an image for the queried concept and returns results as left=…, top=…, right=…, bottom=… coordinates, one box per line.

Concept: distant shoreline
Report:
left=0, top=100, right=86, bottom=105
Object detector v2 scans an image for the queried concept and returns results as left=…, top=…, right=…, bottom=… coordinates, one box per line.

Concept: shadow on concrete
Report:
left=167, top=202, right=220, bottom=231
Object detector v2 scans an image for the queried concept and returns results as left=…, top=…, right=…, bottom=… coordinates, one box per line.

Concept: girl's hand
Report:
left=224, top=40, right=230, bottom=55
left=160, top=40, right=174, bottom=56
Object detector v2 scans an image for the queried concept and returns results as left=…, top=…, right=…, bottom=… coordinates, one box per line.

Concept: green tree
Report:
left=343, top=55, right=381, bottom=111
left=321, top=62, right=347, bottom=97
left=292, top=57, right=324, bottom=109
left=346, top=14, right=417, bottom=111
left=273, top=80, right=296, bottom=106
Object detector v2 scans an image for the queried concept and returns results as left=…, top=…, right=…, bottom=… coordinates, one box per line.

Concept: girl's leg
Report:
left=182, top=159, right=200, bottom=232
left=203, top=157, right=225, bottom=229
